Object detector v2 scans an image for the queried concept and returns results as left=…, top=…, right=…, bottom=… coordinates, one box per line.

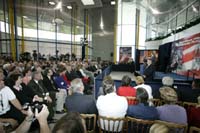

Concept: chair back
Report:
left=155, top=120, right=188, bottom=133
left=148, top=98, right=163, bottom=106
left=80, top=114, right=96, bottom=133
left=189, top=126, right=200, bottom=133
left=183, top=102, right=198, bottom=108
left=98, top=115, right=126, bottom=133
left=126, top=96, right=137, bottom=105
left=125, top=116, right=154, bottom=133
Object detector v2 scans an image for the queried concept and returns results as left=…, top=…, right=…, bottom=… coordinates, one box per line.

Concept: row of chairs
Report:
left=80, top=114, right=198, bottom=133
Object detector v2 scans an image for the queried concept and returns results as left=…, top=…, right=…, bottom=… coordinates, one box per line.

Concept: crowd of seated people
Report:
left=0, top=56, right=104, bottom=132
left=94, top=74, right=200, bottom=132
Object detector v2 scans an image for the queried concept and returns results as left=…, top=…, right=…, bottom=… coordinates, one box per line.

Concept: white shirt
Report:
left=135, top=84, right=153, bottom=100
left=0, top=86, right=16, bottom=115
left=96, top=92, right=128, bottom=132
left=79, top=69, right=87, bottom=77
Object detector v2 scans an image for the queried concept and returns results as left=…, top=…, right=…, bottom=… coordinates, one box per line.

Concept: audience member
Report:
left=127, top=87, right=158, bottom=120
left=8, top=104, right=50, bottom=133
left=97, top=75, right=115, bottom=97
left=28, top=70, right=55, bottom=120
left=179, top=78, right=200, bottom=103
left=6, top=73, right=33, bottom=105
left=157, top=86, right=187, bottom=124
left=54, top=65, right=69, bottom=90
left=162, top=76, right=174, bottom=87
left=150, top=123, right=169, bottom=133
left=96, top=78, right=128, bottom=132
left=0, top=69, right=25, bottom=124
left=135, top=76, right=153, bottom=105
left=154, top=76, right=177, bottom=99
left=117, top=75, right=136, bottom=99
left=52, top=112, right=86, bottom=133
left=65, top=78, right=97, bottom=114
left=43, top=68, right=66, bottom=114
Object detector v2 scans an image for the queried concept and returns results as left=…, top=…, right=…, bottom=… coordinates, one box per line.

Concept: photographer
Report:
left=12, top=104, right=50, bottom=133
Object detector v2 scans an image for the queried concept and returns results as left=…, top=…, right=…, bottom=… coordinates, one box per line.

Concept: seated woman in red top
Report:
left=117, top=75, right=136, bottom=97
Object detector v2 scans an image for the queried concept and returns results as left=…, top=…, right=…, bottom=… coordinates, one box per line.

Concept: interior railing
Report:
left=146, top=0, right=200, bottom=40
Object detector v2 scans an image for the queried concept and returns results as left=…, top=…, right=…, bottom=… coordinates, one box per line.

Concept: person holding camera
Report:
left=9, top=104, right=50, bottom=133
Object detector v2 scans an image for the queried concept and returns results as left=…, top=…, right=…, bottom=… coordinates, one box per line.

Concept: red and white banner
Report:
left=170, top=33, right=200, bottom=78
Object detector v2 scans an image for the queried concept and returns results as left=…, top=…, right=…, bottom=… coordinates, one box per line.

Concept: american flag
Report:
left=171, top=33, right=200, bottom=78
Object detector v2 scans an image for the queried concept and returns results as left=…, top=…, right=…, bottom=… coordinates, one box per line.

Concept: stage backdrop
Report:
left=119, top=47, right=132, bottom=63
left=170, top=32, right=200, bottom=78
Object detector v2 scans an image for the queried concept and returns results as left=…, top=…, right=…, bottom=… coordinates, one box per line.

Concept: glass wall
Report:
left=0, top=0, right=92, bottom=60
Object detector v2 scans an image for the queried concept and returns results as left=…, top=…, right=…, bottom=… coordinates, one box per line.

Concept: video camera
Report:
left=22, top=102, right=43, bottom=113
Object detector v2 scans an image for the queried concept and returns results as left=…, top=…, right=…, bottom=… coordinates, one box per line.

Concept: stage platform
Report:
left=154, top=72, right=193, bottom=82
left=109, top=71, right=136, bottom=81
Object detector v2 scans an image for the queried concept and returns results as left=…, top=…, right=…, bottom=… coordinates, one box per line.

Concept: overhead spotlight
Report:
left=192, top=5, right=198, bottom=13
left=55, top=1, right=62, bottom=10
left=149, top=6, right=160, bottom=15
left=81, top=0, right=94, bottom=5
left=67, top=5, right=72, bottom=9
left=111, top=1, right=116, bottom=5
left=23, top=16, right=28, bottom=19
left=49, top=1, right=56, bottom=5
left=100, top=15, right=104, bottom=29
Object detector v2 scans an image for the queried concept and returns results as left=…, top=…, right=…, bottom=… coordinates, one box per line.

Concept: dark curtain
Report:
left=135, top=49, right=140, bottom=71
left=157, top=42, right=172, bottom=72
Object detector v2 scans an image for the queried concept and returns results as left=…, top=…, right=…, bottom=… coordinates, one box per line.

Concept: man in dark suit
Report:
left=65, top=78, right=97, bottom=114
left=28, top=70, right=55, bottom=120
left=143, top=58, right=155, bottom=81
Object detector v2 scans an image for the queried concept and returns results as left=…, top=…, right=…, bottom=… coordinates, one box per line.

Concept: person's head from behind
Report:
left=150, top=123, right=169, bottom=133
left=136, top=87, right=149, bottom=104
left=159, top=86, right=178, bottom=104
left=70, top=78, right=84, bottom=94
left=135, top=76, right=144, bottom=85
left=52, top=112, right=86, bottom=133
left=192, top=79, right=200, bottom=89
left=103, top=78, right=115, bottom=95
left=121, top=75, right=131, bottom=86
left=103, top=75, right=112, bottom=82
left=162, top=76, right=174, bottom=87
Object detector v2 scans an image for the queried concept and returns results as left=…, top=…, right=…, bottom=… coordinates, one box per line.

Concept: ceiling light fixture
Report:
left=23, top=16, right=28, bottom=19
left=111, top=1, right=116, bottom=5
left=100, top=14, right=104, bottom=29
left=149, top=6, right=160, bottom=15
left=192, top=5, right=198, bottom=13
left=49, top=1, right=56, bottom=5
left=67, top=5, right=72, bottom=9
left=149, top=7, right=160, bottom=14
left=81, top=0, right=94, bottom=5
left=55, top=1, right=62, bottom=9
